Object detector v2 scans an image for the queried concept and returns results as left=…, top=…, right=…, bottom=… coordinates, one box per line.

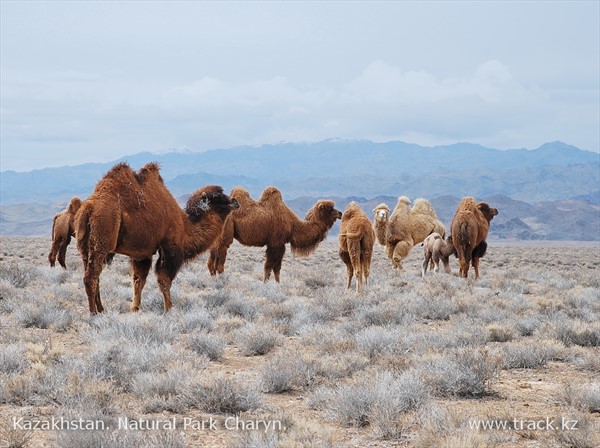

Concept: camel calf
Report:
left=339, top=202, right=375, bottom=292
left=421, top=232, right=456, bottom=277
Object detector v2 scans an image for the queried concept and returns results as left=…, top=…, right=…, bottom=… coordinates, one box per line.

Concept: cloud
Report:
left=1, top=59, right=597, bottom=172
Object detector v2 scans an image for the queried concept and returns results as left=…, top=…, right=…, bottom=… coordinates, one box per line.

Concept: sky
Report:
left=1, top=1, right=599, bottom=172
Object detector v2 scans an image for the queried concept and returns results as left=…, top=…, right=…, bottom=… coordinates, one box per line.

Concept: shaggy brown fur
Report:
left=207, top=186, right=342, bottom=282
left=48, top=197, right=82, bottom=268
left=339, top=202, right=376, bottom=292
left=385, top=196, right=446, bottom=269
left=75, top=162, right=239, bottom=313
left=421, top=232, right=456, bottom=277
left=450, top=197, right=499, bottom=279
left=372, top=203, right=390, bottom=246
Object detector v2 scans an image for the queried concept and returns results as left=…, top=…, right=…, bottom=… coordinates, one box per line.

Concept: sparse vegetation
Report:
left=0, top=237, right=598, bottom=446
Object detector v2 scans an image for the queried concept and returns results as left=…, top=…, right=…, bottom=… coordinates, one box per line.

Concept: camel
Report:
left=450, top=197, right=499, bottom=279
left=75, top=162, right=239, bottom=313
left=207, top=186, right=342, bottom=282
left=372, top=203, right=390, bottom=246
left=384, top=196, right=446, bottom=269
left=48, top=197, right=82, bottom=268
left=339, top=202, right=376, bottom=292
left=421, top=232, right=456, bottom=277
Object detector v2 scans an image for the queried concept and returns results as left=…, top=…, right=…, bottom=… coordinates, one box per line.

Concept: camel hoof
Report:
left=130, top=306, right=140, bottom=312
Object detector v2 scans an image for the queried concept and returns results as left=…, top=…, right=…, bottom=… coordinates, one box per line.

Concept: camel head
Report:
left=306, top=200, right=342, bottom=227
left=185, top=185, right=240, bottom=222
left=373, top=203, right=390, bottom=222
left=477, top=202, right=499, bottom=222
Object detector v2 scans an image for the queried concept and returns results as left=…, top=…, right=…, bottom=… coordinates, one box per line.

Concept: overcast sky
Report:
left=1, top=1, right=598, bottom=172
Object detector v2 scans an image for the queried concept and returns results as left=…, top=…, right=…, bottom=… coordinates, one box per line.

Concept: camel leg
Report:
left=472, top=257, right=480, bottom=279
left=208, top=217, right=234, bottom=276
left=156, top=270, right=174, bottom=312
left=347, top=238, right=362, bottom=292
left=155, top=245, right=183, bottom=312
left=421, top=251, right=431, bottom=277
left=57, top=236, right=71, bottom=269
left=264, top=245, right=285, bottom=282
left=207, top=250, right=218, bottom=276
left=442, top=256, right=451, bottom=274
left=362, top=244, right=373, bottom=287
left=48, top=237, right=63, bottom=268
left=339, top=250, right=353, bottom=289
left=208, top=244, right=229, bottom=276
left=130, top=257, right=152, bottom=312
left=392, top=241, right=411, bottom=270
left=433, top=253, right=441, bottom=273
left=83, top=253, right=105, bottom=314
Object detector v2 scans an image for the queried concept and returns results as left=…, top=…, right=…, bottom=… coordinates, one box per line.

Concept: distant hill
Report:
left=1, top=139, right=599, bottom=240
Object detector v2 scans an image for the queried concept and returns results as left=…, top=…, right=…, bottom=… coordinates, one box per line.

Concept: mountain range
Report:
left=1, top=140, right=598, bottom=240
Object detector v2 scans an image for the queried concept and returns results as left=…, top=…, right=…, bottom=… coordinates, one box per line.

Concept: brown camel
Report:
left=207, top=186, right=342, bottom=282
left=450, top=197, right=499, bottom=279
left=339, top=202, right=375, bottom=292
left=75, top=162, right=239, bottom=313
left=48, top=197, right=82, bottom=268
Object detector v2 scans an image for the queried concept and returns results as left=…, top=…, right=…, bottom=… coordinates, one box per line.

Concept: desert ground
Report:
left=0, top=236, right=598, bottom=448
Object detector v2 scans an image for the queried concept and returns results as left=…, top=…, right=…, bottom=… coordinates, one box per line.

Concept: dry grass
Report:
left=0, top=237, right=599, bottom=447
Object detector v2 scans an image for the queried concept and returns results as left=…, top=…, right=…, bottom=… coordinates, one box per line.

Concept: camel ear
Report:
left=318, top=203, right=324, bottom=211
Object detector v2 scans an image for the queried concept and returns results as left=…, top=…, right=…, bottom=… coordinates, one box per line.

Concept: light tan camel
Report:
left=385, top=196, right=446, bottom=269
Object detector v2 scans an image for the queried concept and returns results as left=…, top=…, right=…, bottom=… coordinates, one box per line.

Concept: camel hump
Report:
left=136, top=162, right=163, bottom=183
left=68, top=197, right=82, bottom=214
left=458, top=197, right=478, bottom=211
left=394, top=196, right=411, bottom=212
left=105, top=162, right=134, bottom=178
left=259, top=186, right=283, bottom=203
left=397, top=196, right=411, bottom=205
left=231, top=187, right=250, bottom=198
left=343, top=202, right=363, bottom=220
left=412, top=198, right=438, bottom=218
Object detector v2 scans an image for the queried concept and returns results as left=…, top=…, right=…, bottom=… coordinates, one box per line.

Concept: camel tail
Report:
left=75, top=204, right=92, bottom=258
left=51, top=214, right=58, bottom=239
left=456, top=222, right=472, bottom=265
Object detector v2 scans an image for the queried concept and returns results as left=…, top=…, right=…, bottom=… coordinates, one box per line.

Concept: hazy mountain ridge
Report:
left=1, top=140, right=598, bottom=239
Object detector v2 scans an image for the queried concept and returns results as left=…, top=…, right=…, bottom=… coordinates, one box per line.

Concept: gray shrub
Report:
left=187, top=331, right=225, bottom=361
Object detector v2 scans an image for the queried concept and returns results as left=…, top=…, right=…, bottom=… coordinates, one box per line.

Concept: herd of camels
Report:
left=48, top=162, right=498, bottom=313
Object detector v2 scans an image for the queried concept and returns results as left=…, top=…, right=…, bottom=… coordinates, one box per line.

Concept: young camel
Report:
left=75, top=162, right=239, bottom=313
left=339, top=202, right=376, bottom=292
left=207, top=186, right=342, bottom=282
left=421, top=232, right=456, bottom=277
